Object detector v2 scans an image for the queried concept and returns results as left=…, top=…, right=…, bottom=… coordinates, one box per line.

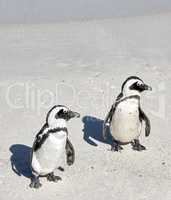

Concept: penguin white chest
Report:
left=32, top=131, right=67, bottom=175
left=110, top=99, right=141, bottom=143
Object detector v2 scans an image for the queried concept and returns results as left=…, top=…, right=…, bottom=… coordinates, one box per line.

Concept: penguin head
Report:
left=46, top=105, right=80, bottom=128
left=121, top=76, right=152, bottom=97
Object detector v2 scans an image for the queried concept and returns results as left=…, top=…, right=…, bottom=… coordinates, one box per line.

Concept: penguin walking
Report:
left=103, top=76, right=152, bottom=151
left=30, top=105, right=80, bottom=189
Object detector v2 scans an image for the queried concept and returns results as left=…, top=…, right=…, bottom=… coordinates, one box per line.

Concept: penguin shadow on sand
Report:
left=9, top=144, right=32, bottom=179
left=82, top=116, right=113, bottom=146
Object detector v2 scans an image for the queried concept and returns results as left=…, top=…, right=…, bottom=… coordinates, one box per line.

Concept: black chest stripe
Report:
left=33, top=133, right=49, bottom=152
left=103, top=95, right=141, bottom=140
left=115, top=95, right=140, bottom=113
left=111, top=95, right=140, bottom=122
left=33, top=126, right=68, bottom=152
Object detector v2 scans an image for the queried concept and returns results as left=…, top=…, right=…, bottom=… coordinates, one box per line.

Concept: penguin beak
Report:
left=144, top=84, right=152, bottom=91
left=68, top=111, right=80, bottom=119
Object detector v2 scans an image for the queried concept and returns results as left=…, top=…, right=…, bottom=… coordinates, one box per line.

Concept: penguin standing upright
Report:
left=103, top=76, right=152, bottom=151
left=30, top=105, right=80, bottom=189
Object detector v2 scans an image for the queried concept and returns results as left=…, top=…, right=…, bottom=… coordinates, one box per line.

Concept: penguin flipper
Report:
left=103, top=104, right=116, bottom=140
left=139, top=108, right=151, bottom=137
left=66, top=138, right=75, bottom=166
left=32, top=124, right=49, bottom=152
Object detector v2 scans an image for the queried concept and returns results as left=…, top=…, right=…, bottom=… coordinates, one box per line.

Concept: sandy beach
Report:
left=0, top=12, right=171, bottom=200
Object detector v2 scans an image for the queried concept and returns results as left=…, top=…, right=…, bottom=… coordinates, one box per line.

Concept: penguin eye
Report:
left=56, top=109, right=68, bottom=119
left=130, top=81, right=142, bottom=91
left=137, top=82, right=141, bottom=86
left=63, top=111, right=67, bottom=115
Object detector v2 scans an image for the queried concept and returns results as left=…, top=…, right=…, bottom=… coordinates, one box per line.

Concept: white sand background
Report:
left=0, top=13, right=171, bottom=200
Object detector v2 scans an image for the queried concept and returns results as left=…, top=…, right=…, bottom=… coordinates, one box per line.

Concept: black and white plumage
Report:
left=30, top=105, right=80, bottom=189
left=103, top=76, right=152, bottom=151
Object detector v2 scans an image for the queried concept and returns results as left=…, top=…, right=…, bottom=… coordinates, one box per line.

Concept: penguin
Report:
left=103, top=76, right=152, bottom=151
left=29, top=105, right=80, bottom=189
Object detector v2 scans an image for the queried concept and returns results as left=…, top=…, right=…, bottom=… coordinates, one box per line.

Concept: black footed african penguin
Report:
left=103, top=76, right=152, bottom=152
left=30, top=105, right=80, bottom=189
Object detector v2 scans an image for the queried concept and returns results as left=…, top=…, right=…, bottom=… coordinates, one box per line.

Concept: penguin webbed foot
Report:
left=58, top=166, right=65, bottom=172
left=132, top=139, right=146, bottom=151
left=29, top=176, right=42, bottom=189
left=47, top=172, right=62, bottom=182
left=111, top=140, right=123, bottom=152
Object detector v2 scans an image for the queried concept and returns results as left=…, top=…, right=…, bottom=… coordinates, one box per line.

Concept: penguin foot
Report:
left=58, top=166, right=65, bottom=172
left=132, top=140, right=146, bottom=151
left=47, top=173, right=62, bottom=182
left=111, top=140, right=123, bottom=152
left=29, top=177, right=42, bottom=189
left=111, top=145, right=123, bottom=152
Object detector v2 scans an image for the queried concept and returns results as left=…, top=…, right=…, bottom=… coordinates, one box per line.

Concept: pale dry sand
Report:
left=0, top=13, right=171, bottom=200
